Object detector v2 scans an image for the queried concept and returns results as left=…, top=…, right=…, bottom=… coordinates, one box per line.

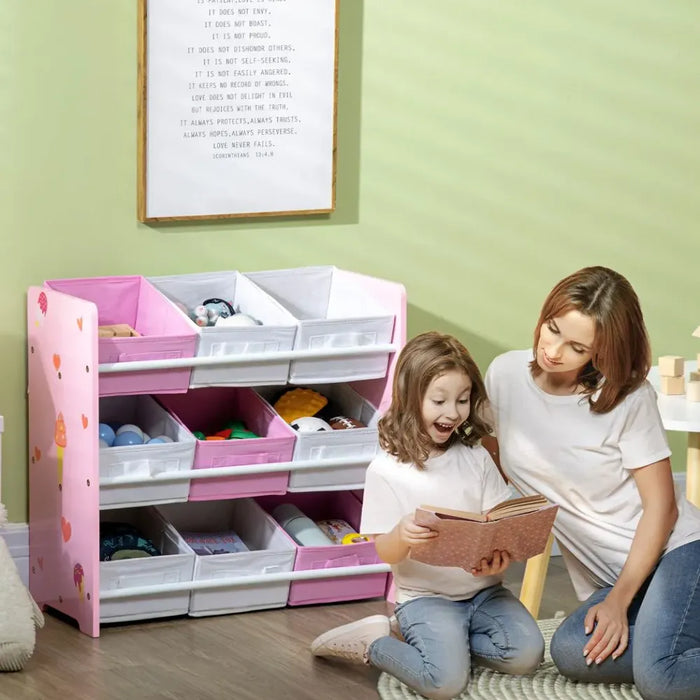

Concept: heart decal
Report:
left=61, top=516, right=72, bottom=542
left=77, top=317, right=83, bottom=331
left=53, top=354, right=61, bottom=371
left=33, top=446, right=41, bottom=461
left=38, top=556, right=44, bottom=571
left=81, top=414, right=88, bottom=429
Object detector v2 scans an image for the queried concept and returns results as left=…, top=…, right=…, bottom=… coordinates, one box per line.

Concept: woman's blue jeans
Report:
left=367, top=584, right=544, bottom=700
left=550, top=540, right=700, bottom=700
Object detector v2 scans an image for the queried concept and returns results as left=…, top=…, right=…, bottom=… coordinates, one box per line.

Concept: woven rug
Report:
left=377, top=618, right=642, bottom=699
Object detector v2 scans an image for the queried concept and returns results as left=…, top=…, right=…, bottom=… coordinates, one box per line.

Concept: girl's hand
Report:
left=471, top=549, right=510, bottom=576
left=399, top=514, right=438, bottom=547
left=582, top=595, right=629, bottom=665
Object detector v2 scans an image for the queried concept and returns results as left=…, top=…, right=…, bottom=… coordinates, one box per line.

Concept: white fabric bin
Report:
left=244, top=266, right=396, bottom=383
left=100, top=506, right=195, bottom=624
left=148, top=271, right=298, bottom=386
left=158, top=499, right=296, bottom=617
left=257, top=383, right=380, bottom=490
left=99, top=395, right=196, bottom=509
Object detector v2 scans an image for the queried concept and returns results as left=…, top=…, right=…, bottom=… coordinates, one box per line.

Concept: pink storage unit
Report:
left=157, top=387, right=296, bottom=501
left=44, top=276, right=198, bottom=396
left=258, top=491, right=388, bottom=606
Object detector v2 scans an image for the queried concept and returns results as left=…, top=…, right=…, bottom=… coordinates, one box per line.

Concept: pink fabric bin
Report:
left=44, top=276, right=198, bottom=396
left=157, top=387, right=296, bottom=501
left=257, top=491, right=388, bottom=606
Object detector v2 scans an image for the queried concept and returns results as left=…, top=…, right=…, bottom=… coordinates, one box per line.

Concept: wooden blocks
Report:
left=661, top=375, right=685, bottom=395
left=658, top=355, right=684, bottom=378
left=690, top=371, right=700, bottom=383
left=688, top=381, right=700, bottom=402
left=658, top=355, right=685, bottom=395
left=98, top=324, right=140, bottom=338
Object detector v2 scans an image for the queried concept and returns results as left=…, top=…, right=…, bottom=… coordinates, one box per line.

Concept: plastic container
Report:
left=257, top=491, right=387, bottom=606
left=244, top=266, right=396, bottom=383
left=99, top=506, right=195, bottom=624
left=44, top=276, right=197, bottom=396
left=158, top=499, right=296, bottom=616
left=99, top=395, right=196, bottom=508
left=156, top=387, right=296, bottom=501
left=257, top=382, right=380, bottom=490
left=148, top=271, right=298, bottom=387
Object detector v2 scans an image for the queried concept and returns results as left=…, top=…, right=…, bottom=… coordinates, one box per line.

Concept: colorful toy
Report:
left=273, top=388, right=328, bottom=424
left=113, top=431, right=144, bottom=447
left=115, top=424, right=145, bottom=441
left=289, top=416, right=332, bottom=432
left=328, top=416, right=366, bottom=430
left=98, top=423, right=116, bottom=446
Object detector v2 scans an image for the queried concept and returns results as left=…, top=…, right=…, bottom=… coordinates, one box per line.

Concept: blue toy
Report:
left=98, top=423, right=116, bottom=447
left=113, top=431, right=144, bottom=447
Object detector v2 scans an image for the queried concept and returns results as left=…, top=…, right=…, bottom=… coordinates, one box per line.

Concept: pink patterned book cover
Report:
left=410, top=498, right=558, bottom=571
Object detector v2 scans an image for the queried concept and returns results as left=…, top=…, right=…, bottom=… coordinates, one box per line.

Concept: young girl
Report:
left=484, top=266, right=700, bottom=700
left=311, top=332, right=544, bottom=700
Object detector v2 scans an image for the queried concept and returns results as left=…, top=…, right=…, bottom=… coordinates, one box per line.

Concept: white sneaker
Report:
left=310, top=614, right=390, bottom=664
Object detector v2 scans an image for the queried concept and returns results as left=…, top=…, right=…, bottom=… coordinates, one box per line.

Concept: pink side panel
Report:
left=28, top=287, right=101, bottom=637
left=345, top=272, right=407, bottom=412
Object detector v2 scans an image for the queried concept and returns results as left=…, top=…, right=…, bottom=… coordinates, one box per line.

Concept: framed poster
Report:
left=137, top=0, right=338, bottom=222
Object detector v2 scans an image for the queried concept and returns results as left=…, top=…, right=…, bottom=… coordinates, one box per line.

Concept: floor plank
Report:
left=2, top=559, right=579, bottom=699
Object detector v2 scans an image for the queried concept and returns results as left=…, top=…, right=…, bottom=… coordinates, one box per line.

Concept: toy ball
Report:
left=147, top=437, right=167, bottom=445
left=289, top=416, right=333, bottom=432
left=116, top=424, right=145, bottom=441
left=99, top=438, right=110, bottom=449
left=98, top=422, right=116, bottom=446
left=113, top=431, right=144, bottom=447
left=150, top=434, right=174, bottom=443
left=329, top=416, right=366, bottom=430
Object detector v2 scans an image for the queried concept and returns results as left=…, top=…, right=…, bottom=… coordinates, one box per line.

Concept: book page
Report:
left=485, top=495, right=549, bottom=521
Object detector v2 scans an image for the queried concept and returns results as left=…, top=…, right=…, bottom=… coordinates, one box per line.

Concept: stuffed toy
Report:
left=0, top=503, right=44, bottom=671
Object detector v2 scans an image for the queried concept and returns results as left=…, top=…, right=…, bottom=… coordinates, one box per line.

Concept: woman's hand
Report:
left=471, top=549, right=510, bottom=576
left=398, top=514, right=438, bottom=547
left=582, top=594, right=629, bottom=665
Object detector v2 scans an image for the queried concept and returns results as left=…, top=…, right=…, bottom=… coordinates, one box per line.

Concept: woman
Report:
left=484, top=266, right=700, bottom=700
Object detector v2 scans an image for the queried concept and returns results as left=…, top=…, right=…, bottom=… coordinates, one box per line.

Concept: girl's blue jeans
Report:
left=367, top=584, right=544, bottom=700
left=550, top=539, right=700, bottom=700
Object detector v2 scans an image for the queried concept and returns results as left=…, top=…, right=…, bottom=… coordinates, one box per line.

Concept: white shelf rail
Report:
left=100, top=456, right=373, bottom=488
left=99, top=344, right=398, bottom=373
left=100, top=562, right=392, bottom=601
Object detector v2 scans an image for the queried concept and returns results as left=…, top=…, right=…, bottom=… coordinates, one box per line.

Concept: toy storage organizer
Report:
left=27, top=268, right=406, bottom=637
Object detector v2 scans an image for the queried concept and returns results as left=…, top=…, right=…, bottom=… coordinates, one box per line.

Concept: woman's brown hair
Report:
left=530, top=266, right=651, bottom=413
left=379, top=331, right=492, bottom=469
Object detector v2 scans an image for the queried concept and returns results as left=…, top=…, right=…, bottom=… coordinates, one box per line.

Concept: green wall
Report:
left=2, top=1, right=699, bottom=521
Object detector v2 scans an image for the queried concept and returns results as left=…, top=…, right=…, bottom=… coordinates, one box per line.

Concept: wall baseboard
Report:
left=0, top=522, right=29, bottom=587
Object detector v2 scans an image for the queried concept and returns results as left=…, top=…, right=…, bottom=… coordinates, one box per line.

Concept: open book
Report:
left=410, top=495, right=558, bottom=571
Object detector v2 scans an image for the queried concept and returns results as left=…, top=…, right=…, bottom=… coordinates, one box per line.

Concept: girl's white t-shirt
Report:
left=485, top=349, right=700, bottom=600
left=360, top=442, right=512, bottom=604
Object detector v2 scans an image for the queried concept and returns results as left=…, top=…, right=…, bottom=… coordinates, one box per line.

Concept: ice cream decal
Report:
left=55, top=412, right=67, bottom=487
left=73, top=563, right=85, bottom=601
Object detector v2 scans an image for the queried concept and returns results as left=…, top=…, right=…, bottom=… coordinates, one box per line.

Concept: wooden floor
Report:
left=3, top=559, right=579, bottom=700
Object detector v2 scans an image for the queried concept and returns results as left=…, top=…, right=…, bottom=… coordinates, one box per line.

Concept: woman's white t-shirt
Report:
left=360, top=443, right=512, bottom=604
left=485, top=349, right=700, bottom=600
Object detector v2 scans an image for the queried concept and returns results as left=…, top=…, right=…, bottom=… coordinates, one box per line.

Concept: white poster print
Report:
left=143, top=0, right=336, bottom=220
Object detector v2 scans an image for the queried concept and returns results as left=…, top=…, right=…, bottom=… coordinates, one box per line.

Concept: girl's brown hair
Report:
left=530, top=266, right=651, bottom=413
left=379, top=332, right=491, bottom=469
